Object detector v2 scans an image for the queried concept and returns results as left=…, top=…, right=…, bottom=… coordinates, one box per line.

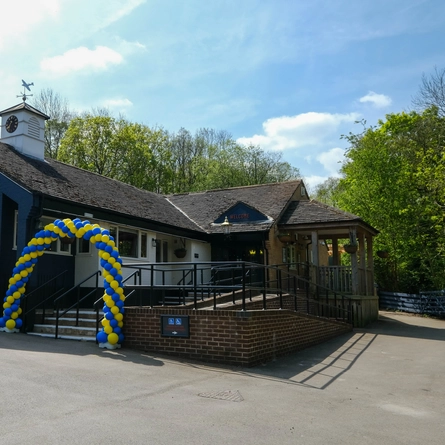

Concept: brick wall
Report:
left=124, top=307, right=352, bottom=367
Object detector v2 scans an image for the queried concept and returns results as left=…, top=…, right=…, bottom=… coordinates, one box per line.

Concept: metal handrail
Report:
left=119, top=261, right=353, bottom=325
left=54, top=270, right=101, bottom=339
left=22, top=270, right=68, bottom=330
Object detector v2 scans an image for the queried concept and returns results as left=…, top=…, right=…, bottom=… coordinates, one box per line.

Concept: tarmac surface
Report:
left=0, top=311, right=444, bottom=445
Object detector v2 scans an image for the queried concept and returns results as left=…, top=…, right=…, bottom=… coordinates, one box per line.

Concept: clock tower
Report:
left=0, top=101, right=50, bottom=161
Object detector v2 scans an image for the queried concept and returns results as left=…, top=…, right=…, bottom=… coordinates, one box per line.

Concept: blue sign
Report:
left=214, top=202, right=269, bottom=224
left=161, top=315, right=190, bottom=338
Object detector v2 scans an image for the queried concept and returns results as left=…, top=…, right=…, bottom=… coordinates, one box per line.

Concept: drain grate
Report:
left=198, top=390, right=244, bottom=402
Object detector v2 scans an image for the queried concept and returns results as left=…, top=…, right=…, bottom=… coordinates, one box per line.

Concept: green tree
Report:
left=338, top=109, right=445, bottom=292
left=313, top=177, right=341, bottom=206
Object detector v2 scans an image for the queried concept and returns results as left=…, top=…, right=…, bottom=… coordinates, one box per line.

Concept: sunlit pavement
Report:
left=1, top=311, right=444, bottom=445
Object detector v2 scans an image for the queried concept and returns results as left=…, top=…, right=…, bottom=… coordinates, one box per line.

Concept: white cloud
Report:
left=102, top=98, right=133, bottom=111
left=40, top=46, right=123, bottom=76
left=359, top=91, right=392, bottom=108
left=316, top=148, right=345, bottom=176
left=0, top=0, right=60, bottom=50
left=237, top=112, right=360, bottom=151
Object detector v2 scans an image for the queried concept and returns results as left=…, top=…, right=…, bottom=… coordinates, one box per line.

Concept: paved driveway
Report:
left=0, top=311, right=444, bottom=445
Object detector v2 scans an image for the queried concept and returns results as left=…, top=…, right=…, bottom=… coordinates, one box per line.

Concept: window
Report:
left=141, top=233, right=147, bottom=258
left=78, top=237, right=91, bottom=254
left=109, top=226, right=139, bottom=258
left=39, top=217, right=72, bottom=255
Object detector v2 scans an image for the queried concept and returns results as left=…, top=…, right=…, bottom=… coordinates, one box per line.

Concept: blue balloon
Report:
left=98, top=242, right=106, bottom=250
left=115, top=300, right=124, bottom=309
left=11, top=304, right=18, bottom=312
left=0, top=318, right=5, bottom=328
left=112, top=293, right=120, bottom=302
left=97, top=331, right=108, bottom=343
left=105, top=287, right=113, bottom=295
left=4, top=308, right=12, bottom=316
left=105, top=245, right=113, bottom=253
left=23, top=246, right=30, bottom=254
left=111, top=250, right=119, bottom=259
left=102, top=229, right=110, bottom=236
left=16, top=280, right=24, bottom=288
left=104, top=262, right=112, bottom=271
left=15, top=318, right=23, bottom=328
left=105, top=312, right=114, bottom=320
left=29, top=245, right=37, bottom=252
left=113, top=327, right=121, bottom=335
left=95, top=242, right=101, bottom=249
left=92, top=227, right=101, bottom=235
left=110, top=319, right=118, bottom=328
left=84, top=231, right=92, bottom=241
left=118, top=333, right=124, bottom=343
left=103, top=305, right=110, bottom=313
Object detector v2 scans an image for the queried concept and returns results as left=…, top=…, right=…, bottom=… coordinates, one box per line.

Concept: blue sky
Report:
left=1, top=0, right=445, bottom=191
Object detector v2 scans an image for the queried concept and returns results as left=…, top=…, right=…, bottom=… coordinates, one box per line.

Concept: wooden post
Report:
left=350, top=228, right=359, bottom=295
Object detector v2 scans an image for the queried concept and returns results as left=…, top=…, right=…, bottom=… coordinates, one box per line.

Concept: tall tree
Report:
left=412, top=66, right=445, bottom=117
left=338, top=108, right=445, bottom=292
left=31, top=88, right=75, bottom=159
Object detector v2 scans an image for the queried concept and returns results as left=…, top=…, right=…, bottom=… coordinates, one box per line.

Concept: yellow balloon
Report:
left=20, top=270, right=28, bottom=278
left=105, top=275, right=114, bottom=283
left=102, top=252, right=110, bottom=261
left=118, top=321, right=124, bottom=328
left=17, top=308, right=22, bottom=315
left=24, top=254, right=31, bottom=261
left=18, top=257, right=25, bottom=264
left=14, top=274, right=21, bottom=282
left=101, top=235, right=109, bottom=243
left=110, top=306, right=119, bottom=315
left=108, top=257, right=116, bottom=265
left=114, top=313, right=123, bottom=322
left=104, top=325, right=113, bottom=334
left=37, top=238, right=44, bottom=245
left=3, top=302, right=10, bottom=309
left=110, top=280, right=119, bottom=290
left=107, top=333, right=119, bottom=345
left=5, top=319, right=16, bottom=330
left=30, top=252, right=38, bottom=259
left=105, top=299, right=115, bottom=308
left=101, top=319, right=110, bottom=326
left=11, top=312, right=18, bottom=319
left=6, top=296, right=15, bottom=304
left=44, top=237, right=52, bottom=244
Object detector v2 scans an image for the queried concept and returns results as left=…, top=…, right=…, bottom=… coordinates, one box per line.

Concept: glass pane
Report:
left=141, top=233, right=147, bottom=258
left=118, top=228, right=138, bottom=258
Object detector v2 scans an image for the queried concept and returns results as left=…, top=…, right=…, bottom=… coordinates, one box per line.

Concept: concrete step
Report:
left=31, top=309, right=98, bottom=341
left=27, top=332, right=96, bottom=342
left=36, top=309, right=97, bottom=320
left=33, top=324, right=96, bottom=337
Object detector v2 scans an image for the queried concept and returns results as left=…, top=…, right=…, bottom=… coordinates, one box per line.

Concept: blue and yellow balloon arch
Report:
left=0, top=218, right=125, bottom=349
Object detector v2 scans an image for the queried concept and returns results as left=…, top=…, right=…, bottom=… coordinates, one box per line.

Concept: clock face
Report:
left=5, top=115, right=19, bottom=133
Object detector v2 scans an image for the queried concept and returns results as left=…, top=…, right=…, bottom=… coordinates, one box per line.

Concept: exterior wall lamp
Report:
left=221, top=216, right=232, bottom=236
left=151, top=238, right=157, bottom=247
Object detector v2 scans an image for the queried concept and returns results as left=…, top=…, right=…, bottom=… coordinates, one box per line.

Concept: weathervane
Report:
left=17, top=79, right=34, bottom=102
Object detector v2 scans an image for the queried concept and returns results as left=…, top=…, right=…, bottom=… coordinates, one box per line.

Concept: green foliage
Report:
left=337, top=108, right=445, bottom=292
left=58, top=116, right=300, bottom=195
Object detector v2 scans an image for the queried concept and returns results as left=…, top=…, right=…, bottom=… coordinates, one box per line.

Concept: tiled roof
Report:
left=168, top=181, right=301, bottom=233
left=279, top=200, right=362, bottom=225
left=0, top=142, right=200, bottom=232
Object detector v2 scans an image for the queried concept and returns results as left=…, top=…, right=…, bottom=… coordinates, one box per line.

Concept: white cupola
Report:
left=0, top=101, right=50, bottom=160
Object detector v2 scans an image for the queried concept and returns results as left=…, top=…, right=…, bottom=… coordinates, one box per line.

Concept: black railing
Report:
left=22, top=270, right=68, bottom=331
left=120, top=261, right=353, bottom=325
left=54, top=270, right=101, bottom=339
